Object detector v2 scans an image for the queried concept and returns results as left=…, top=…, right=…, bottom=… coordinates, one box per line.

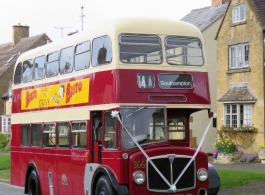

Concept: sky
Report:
left=0, top=0, right=211, bottom=44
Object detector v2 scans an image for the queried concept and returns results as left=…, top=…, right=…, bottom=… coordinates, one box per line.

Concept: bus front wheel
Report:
left=28, top=170, right=40, bottom=195
left=95, top=175, right=115, bottom=195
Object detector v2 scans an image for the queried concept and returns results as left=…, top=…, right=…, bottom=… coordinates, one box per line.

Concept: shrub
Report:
left=0, top=133, right=9, bottom=150
left=213, top=138, right=237, bottom=154
left=241, top=153, right=258, bottom=163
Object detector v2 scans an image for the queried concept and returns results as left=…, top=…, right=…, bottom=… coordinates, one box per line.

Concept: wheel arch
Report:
left=91, top=166, right=129, bottom=195
left=24, top=162, right=40, bottom=194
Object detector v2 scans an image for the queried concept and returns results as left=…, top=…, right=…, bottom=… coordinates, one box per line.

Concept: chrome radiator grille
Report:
left=147, top=156, right=195, bottom=192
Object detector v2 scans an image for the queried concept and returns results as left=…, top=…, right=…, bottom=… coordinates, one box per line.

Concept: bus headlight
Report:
left=133, top=171, right=145, bottom=185
left=197, top=168, right=208, bottom=182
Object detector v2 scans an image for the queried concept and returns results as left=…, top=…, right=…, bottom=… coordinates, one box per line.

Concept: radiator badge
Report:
left=167, top=154, right=176, bottom=164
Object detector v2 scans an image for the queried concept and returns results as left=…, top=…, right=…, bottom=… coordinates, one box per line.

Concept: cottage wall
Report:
left=217, top=0, right=265, bottom=153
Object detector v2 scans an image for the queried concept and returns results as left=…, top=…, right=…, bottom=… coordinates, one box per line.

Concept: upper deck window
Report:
left=119, top=35, right=162, bottom=64
left=74, top=41, right=90, bottom=71
left=22, top=59, right=33, bottom=83
left=14, top=62, right=22, bottom=85
left=46, top=51, right=59, bottom=78
left=92, top=36, right=112, bottom=66
left=165, top=37, right=203, bottom=66
left=34, top=55, right=45, bottom=80
left=60, top=46, right=74, bottom=74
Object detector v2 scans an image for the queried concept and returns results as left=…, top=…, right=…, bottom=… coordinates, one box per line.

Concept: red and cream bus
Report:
left=11, top=17, right=219, bottom=195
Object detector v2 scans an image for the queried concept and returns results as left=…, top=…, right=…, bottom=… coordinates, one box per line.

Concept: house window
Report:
left=224, top=104, right=251, bottom=127
left=229, top=43, right=249, bottom=69
left=232, top=4, right=246, bottom=23
left=1, top=116, right=11, bottom=134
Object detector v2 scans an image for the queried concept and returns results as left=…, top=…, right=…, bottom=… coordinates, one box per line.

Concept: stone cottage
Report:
left=0, top=24, right=51, bottom=133
left=216, top=0, right=265, bottom=153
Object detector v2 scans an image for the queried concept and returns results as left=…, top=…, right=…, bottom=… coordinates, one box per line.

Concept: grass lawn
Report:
left=0, top=154, right=10, bottom=170
left=217, top=169, right=265, bottom=190
left=0, top=170, right=10, bottom=180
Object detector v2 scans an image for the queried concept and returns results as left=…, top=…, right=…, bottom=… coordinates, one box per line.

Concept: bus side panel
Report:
left=43, top=149, right=58, bottom=195
left=89, top=70, right=118, bottom=105
left=71, top=150, right=88, bottom=195
left=10, top=124, right=22, bottom=186
left=56, top=149, right=73, bottom=195
left=30, top=148, right=44, bottom=195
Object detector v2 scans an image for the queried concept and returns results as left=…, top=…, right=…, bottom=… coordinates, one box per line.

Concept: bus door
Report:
left=91, top=111, right=102, bottom=163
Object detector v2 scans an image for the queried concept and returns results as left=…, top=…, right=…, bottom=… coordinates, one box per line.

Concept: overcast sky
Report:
left=0, top=0, right=211, bottom=44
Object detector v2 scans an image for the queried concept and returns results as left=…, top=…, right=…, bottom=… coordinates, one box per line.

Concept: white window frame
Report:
left=232, top=4, right=246, bottom=23
left=229, top=43, right=249, bottom=69
left=1, top=115, right=11, bottom=134
left=224, top=104, right=252, bottom=127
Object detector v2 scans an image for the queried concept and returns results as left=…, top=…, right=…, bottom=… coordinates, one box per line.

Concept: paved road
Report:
left=0, top=182, right=24, bottom=195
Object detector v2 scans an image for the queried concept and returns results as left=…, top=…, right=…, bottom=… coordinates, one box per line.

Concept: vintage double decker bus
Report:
left=10, top=17, right=219, bottom=195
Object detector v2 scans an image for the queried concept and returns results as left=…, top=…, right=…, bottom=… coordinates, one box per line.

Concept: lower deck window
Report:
left=43, top=124, right=56, bottom=147
left=21, top=124, right=31, bottom=146
left=58, top=122, right=70, bottom=147
left=72, top=122, right=87, bottom=148
left=32, top=124, right=42, bottom=147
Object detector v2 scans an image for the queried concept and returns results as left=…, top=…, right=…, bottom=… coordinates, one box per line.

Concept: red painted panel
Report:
left=71, top=150, right=87, bottom=195
left=56, top=149, right=73, bottom=195
left=12, top=69, right=210, bottom=114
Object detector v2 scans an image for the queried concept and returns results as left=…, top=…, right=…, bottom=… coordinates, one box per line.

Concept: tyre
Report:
left=28, top=170, right=41, bottom=195
left=95, top=175, right=115, bottom=195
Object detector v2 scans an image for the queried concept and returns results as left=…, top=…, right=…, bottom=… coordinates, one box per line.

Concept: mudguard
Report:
left=91, top=166, right=129, bottom=195
left=208, top=163, right=220, bottom=195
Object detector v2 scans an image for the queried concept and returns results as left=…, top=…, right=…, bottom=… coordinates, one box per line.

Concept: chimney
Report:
left=12, top=23, right=29, bottom=46
left=212, top=0, right=230, bottom=6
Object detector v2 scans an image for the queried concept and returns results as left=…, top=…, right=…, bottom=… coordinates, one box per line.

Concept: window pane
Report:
left=119, top=35, right=162, bottom=64
left=34, top=56, right=45, bottom=80
left=225, top=105, right=230, bottom=126
left=58, top=122, right=70, bottom=147
left=233, top=7, right=238, bottom=22
left=23, top=59, right=33, bottom=83
left=104, top=111, right=118, bottom=149
left=74, top=51, right=90, bottom=71
left=32, top=124, right=42, bottom=147
left=14, top=63, right=22, bottom=85
left=60, top=47, right=74, bottom=74
left=76, top=41, right=90, bottom=54
left=46, top=61, right=58, bottom=78
left=47, top=51, right=58, bottom=62
left=229, top=44, right=249, bottom=69
left=240, top=5, right=245, bottom=20
left=72, top=122, right=87, bottom=148
left=43, top=124, right=56, bottom=147
left=21, top=124, right=30, bottom=146
left=168, top=118, right=185, bottom=140
left=165, top=37, right=203, bottom=66
left=245, top=45, right=249, bottom=66
left=237, top=45, right=243, bottom=67
left=92, top=36, right=112, bottom=66
left=243, top=104, right=251, bottom=125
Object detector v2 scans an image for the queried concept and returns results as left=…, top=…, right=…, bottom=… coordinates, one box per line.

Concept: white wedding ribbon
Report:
left=111, top=110, right=216, bottom=193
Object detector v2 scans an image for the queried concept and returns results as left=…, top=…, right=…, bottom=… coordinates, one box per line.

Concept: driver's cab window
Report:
left=168, top=118, right=186, bottom=140
left=104, top=111, right=118, bottom=149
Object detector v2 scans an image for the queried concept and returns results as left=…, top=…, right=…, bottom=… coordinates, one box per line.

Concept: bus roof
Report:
left=16, top=17, right=203, bottom=63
